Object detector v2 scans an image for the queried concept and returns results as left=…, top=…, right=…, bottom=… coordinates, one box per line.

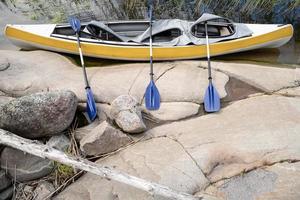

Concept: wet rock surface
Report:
left=0, top=90, right=77, bottom=139
left=0, top=147, right=54, bottom=182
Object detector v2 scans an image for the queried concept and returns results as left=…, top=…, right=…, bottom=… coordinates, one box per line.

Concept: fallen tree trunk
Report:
left=0, top=129, right=202, bottom=200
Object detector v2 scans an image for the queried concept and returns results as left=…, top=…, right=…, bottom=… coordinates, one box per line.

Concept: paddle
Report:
left=203, top=22, right=221, bottom=113
left=69, top=17, right=97, bottom=121
left=145, top=0, right=160, bottom=110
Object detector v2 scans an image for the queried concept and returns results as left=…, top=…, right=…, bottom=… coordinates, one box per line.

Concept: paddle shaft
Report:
left=149, top=5, right=154, bottom=81
left=76, top=32, right=90, bottom=88
left=205, top=22, right=212, bottom=84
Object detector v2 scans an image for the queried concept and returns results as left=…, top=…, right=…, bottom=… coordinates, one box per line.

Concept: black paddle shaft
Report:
left=149, top=4, right=154, bottom=81
left=205, top=22, right=213, bottom=83
left=75, top=33, right=90, bottom=89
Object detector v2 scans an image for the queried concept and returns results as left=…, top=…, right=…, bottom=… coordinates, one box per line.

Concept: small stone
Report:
left=116, top=111, right=147, bottom=133
left=33, top=181, right=55, bottom=200
left=0, top=170, right=11, bottom=192
left=80, top=121, right=133, bottom=156
left=0, top=186, right=13, bottom=200
left=0, top=147, right=54, bottom=182
left=110, top=95, right=138, bottom=118
left=47, top=134, right=71, bottom=152
left=75, top=119, right=101, bottom=141
left=110, top=95, right=146, bottom=133
left=0, top=90, right=78, bottom=139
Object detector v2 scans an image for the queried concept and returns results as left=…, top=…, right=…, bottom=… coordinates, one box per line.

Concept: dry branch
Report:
left=0, top=129, right=203, bottom=200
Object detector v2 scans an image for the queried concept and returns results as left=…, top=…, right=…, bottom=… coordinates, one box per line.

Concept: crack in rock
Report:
left=128, top=67, right=145, bottom=94
left=208, top=158, right=300, bottom=187
left=0, top=62, right=10, bottom=71
left=165, top=136, right=209, bottom=184
left=140, top=64, right=177, bottom=104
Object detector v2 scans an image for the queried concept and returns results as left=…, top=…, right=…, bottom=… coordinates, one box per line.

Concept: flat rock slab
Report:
left=0, top=50, right=228, bottom=105
left=0, top=147, right=54, bottom=182
left=198, top=61, right=299, bottom=92
left=55, top=137, right=209, bottom=200
left=55, top=95, right=300, bottom=200
left=147, top=95, right=300, bottom=182
left=153, top=62, right=228, bottom=104
left=146, top=102, right=200, bottom=121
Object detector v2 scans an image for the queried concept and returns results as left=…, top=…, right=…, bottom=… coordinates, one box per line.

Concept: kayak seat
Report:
left=86, top=24, right=123, bottom=42
left=86, top=21, right=129, bottom=42
left=141, top=28, right=182, bottom=43
left=192, top=24, right=220, bottom=37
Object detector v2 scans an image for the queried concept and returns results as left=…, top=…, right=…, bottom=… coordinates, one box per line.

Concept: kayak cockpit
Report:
left=191, top=18, right=235, bottom=38
left=52, top=21, right=183, bottom=44
left=50, top=13, right=252, bottom=46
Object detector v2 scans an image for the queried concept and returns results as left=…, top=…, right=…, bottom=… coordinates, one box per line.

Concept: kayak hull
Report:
left=4, top=23, right=293, bottom=61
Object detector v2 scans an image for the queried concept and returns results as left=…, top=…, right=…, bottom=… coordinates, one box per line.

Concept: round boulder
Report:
left=110, top=95, right=146, bottom=134
left=0, top=90, right=77, bottom=139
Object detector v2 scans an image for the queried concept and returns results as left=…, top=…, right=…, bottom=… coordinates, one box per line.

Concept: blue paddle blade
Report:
left=145, top=80, right=160, bottom=110
left=69, top=17, right=81, bottom=33
left=204, top=83, right=221, bottom=113
left=86, top=87, right=97, bottom=121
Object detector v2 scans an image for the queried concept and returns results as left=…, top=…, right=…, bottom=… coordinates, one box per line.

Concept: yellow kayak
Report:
left=4, top=14, right=293, bottom=61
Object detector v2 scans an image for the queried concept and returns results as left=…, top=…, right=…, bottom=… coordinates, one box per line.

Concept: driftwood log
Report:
left=0, top=129, right=204, bottom=200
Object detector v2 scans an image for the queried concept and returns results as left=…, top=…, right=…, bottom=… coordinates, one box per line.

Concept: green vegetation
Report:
left=123, top=0, right=145, bottom=19
left=56, top=162, right=75, bottom=177
left=195, top=0, right=300, bottom=14
left=30, top=14, right=38, bottom=20
left=51, top=11, right=66, bottom=23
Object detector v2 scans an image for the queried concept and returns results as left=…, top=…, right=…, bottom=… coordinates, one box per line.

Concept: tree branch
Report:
left=0, top=129, right=203, bottom=200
